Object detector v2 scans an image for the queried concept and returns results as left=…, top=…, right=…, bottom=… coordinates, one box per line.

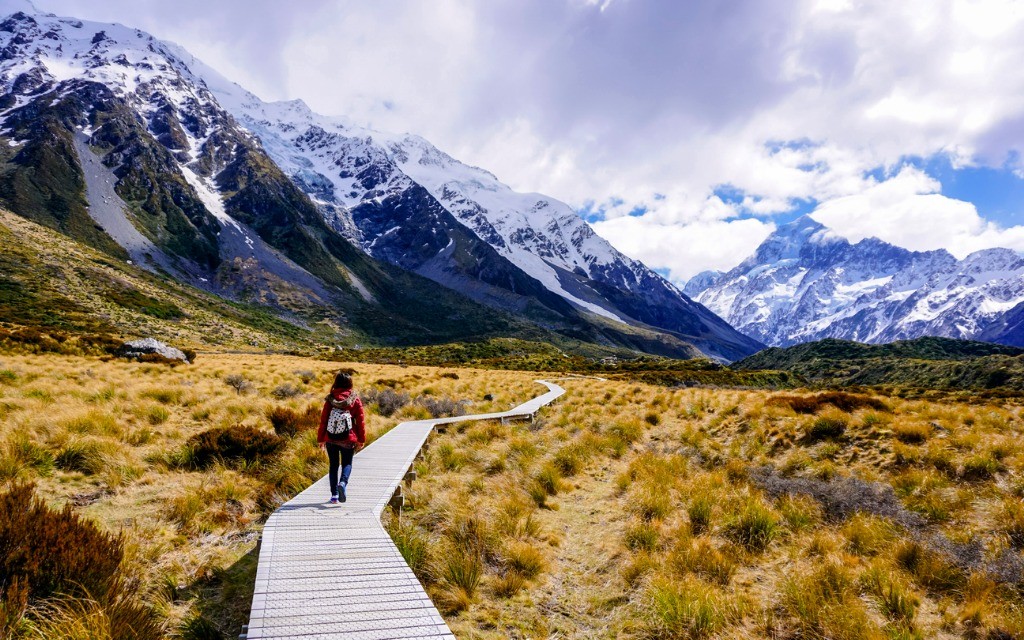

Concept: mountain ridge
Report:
left=687, top=214, right=1024, bottom=348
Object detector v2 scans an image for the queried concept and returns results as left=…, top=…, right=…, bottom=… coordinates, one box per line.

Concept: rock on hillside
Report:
left=116, top=338, right=189, bottom=362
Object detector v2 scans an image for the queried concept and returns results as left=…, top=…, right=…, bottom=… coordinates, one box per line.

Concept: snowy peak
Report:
left=739, top=215, right=837, bottom=268
left=688, top=216, right=1024, bottom=348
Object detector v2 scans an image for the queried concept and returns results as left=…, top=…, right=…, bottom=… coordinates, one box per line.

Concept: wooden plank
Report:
left=242, top=381, right=564, bottom=639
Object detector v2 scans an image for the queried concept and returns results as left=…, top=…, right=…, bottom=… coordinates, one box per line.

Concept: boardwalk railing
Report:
left=242, top=380, right=565, bottom=639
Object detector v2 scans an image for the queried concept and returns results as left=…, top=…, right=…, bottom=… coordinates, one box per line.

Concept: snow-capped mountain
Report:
left=0, top=2, right=761, bottom=359
left=202, top=68, right=758, bottom=360
left=686, top=215, right=1024, bottom=347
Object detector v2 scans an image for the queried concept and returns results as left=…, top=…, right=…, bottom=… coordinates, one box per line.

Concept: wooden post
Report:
left=404, top=470, right=417, bottom=487
left=389, top=485, right=404, bottom=513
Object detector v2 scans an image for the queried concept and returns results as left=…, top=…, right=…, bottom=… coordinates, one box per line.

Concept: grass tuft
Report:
left=624, top=519, right=661, bottom=552
left=725, top=497, right=781, bottom=552
left=646, top=576, right=733, bottom=639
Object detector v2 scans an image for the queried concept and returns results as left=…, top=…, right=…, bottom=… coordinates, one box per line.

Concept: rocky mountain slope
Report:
left=685, top=215, right=1024, bottom=347
left=0, top=3, right=760, bottom=360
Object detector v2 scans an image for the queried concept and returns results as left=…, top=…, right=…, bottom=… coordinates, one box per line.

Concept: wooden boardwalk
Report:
left=242, top=380, right=565, bottom=639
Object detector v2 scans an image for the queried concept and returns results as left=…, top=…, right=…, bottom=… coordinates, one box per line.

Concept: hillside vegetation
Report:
left=0, top=209, right=317, bottom=351
left=735, top=337, right=1024, bottom=394
left=333, top=338, right=797, bottom=388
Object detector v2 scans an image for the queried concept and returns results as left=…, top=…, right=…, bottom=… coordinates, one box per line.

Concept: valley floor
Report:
left=1, top=353, right=1023, bottom=638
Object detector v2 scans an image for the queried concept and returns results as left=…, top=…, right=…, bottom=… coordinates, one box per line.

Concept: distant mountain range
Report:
left=0, top=3, right=761, bottom=361
left=685, top=215, right=1024, bottom=348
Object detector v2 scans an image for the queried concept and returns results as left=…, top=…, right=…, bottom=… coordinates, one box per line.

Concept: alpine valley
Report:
left=685, top=214, right=1024, bottom=348
left=0, top=1, right=761, bottom=361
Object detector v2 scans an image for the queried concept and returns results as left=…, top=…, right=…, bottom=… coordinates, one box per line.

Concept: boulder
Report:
left=116, top=338, right=189, bottom=363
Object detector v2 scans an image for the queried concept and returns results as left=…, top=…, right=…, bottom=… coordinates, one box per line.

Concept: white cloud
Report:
left=811, top=166, right=1024, bottom=257
left=593, top=215, right=774, bottom=282
left=29, top=0, right=1024, bottom=276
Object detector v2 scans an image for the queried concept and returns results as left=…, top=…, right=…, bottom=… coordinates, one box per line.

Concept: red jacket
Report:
left=317, top=389, right=366, bottom=447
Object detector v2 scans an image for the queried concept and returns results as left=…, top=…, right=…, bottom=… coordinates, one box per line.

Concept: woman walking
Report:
left=318, top=372, right=366, bottom=503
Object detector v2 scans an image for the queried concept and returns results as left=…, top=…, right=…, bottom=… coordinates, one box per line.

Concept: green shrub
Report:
left=0, top=483, right=159, bottom=636
left=61, top=410, right=120, bottom=436
left=607, top=418, right=643, bottom=444
left=894, top=541, right=966, bottom=594
left=842, top=514, right=896, bottom=556
left=631, top=483, right=673, bottom=522
left=528, top=480, right=549, bottom=509
left=146, top=405, right=170, bottom=425
left=23, top=587, right=163, bottom=640
left=270, top=383, right=303, bottom=399
left=362, top=388, right=410, bottom=417
left=781, top=561, right=880, bottom=638
left=893, top=422, right=931, bottom=444
left=266, top=404, right=320, bottom=437
left=140, top=387, right=182, bottom=405
left=492, top=570, right=526, bottom=598
left=445, top=512, right=498, bottom=562
left=777, top=494, right=822, bottom=532
left=178, top=614, right=223, bottom=640
left=184, top=425, right=286, bottom=469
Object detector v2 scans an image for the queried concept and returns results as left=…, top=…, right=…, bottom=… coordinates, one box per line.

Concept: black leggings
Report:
left=326, top=443, right=355, bottom=495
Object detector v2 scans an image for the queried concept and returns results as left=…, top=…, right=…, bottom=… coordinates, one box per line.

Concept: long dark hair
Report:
left=331, top=372, right=353, bottom=391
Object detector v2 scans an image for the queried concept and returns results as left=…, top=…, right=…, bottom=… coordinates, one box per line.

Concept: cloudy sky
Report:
left=32, top=0, right=1024, bottom=283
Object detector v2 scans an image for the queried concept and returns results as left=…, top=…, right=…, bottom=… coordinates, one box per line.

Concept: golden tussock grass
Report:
left=389, top=377, right=1024, bottom=638
left=0, top=352, right=543, bottom=637
left=6, top=353, right=1024, bottom=638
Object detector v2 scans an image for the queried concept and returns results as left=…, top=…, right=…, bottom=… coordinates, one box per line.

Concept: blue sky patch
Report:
left=577, top=200, right=605, bottom=223
left=865, top=154, right=1024, bottom=226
